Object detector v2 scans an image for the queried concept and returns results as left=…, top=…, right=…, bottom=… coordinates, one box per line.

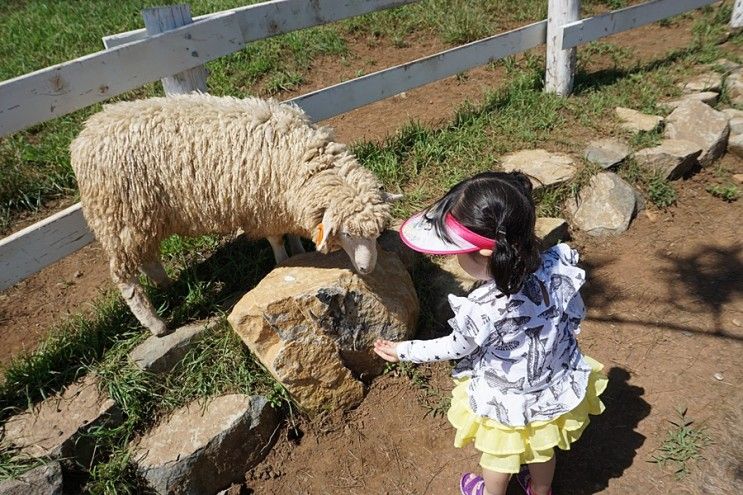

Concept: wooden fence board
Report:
left=560, top=0, right=718, bottom=49
left=103, top=0, right=417, bottom=48
left=291, top=20, right=547, bottom=122
left=0, top=204, right=93, bottom=290
left=0, top=12, right=243, bottom=138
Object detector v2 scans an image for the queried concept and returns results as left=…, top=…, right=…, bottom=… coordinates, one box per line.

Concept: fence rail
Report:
left=0, top=0, right=735, bottom=291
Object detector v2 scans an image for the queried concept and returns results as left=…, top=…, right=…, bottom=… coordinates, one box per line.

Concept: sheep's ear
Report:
left=382, top=192, right=404, bottom=202
left=313, top=210, right=334, bottom=253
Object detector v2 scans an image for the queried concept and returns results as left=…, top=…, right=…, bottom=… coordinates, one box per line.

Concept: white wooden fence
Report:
left=0, top=0, right=732, bottom=290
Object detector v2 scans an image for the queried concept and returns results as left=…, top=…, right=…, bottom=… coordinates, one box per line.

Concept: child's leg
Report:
left=482, top=468, right=510, bottom=495
left=527, top=456, right=556, bottom=495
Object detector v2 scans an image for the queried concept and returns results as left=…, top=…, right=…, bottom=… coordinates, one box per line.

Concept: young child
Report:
left=374, top=171, right=607, bottom=495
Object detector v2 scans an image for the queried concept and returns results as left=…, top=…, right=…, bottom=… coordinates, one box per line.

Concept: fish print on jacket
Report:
left=486, top=397, right=511, bottom=424
left=497, top=298, right=526, bottom=315
left=484, top=369, right=525, bottom=393
left=524, top=325, right=547, bottom=386
left=538, top=305, right=560, bottom=319
left=550, top=274, right=577, bottom=302
left=521, top=277, right=544, bottom=305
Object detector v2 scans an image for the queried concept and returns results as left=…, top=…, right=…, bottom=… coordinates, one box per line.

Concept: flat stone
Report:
left=378, top=221, right=416, bottom=272
left=679, top=72, right=723, bottom=93
left=129, top=319, right=216, bottom=373
left=659, top=92, right=719, bottom=112
left=664, top=99, right=729, bottom=167
left=727, top=118, right=743, bottom=138
left=228, top=250, right=418, bottom=413
left=721, top=108, right=743, bottom=121
left=729, top=134, right=743, bottom=158
left=0, top=462, right=63, bottom=495
left=536, top=217, right=569, bottom=247
left=133, top=394, right=277, bottom=495
left=584, top=138, right=631, bottom=169
left=732, top=173, right=743, bottom=184
left=567, top=172, right=637, bottom=236
left=725, top=69, right=743, bottom=106
left=2, top=375, right=122, bottom=470
left=634, top=139, right=703, bottom=180
left=711, top=59, right=741, bottom=74
left=500, top=149, right=576, bottom=188
left=615, top=107, right=663, bottom=133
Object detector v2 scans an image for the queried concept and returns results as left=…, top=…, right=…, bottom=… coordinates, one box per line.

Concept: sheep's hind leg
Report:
left=287, top=235, right=305, bottom=256
left=140, top=260, right=173, bottom=288
left=118, top=277, right=170, bottom=336
left=267, top=236, right=289, bottom=264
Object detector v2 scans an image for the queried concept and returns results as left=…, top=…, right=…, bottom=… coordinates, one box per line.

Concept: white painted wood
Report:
left=0, top=12, right=243, bottom=138
left=732, top=0, right=743, bottom=29
left=291, top=20, right=548, bottom=122
left=0, top=204, right=93, bottom=291
left=104, top=0, right=418, bottom=48
left=0, top=20, right=547, bottom=290
left=142, top=5, right=208, bottom=95
left=561, top=0, right=718, bottom=50
left=545, top=0, right=580, bottom=96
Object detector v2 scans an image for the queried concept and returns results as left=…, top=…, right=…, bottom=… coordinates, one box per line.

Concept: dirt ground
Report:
left=1, top=13, right=742, bottom=495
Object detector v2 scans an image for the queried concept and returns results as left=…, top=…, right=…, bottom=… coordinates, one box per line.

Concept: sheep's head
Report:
left=313, top=188, right=401, bottom=275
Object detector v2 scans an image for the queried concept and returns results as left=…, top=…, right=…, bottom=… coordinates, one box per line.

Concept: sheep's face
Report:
left=314, top=191, right=401, bottom=275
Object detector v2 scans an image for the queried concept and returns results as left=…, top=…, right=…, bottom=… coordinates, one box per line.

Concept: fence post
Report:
left=545, top=0, right=580, bottom=96
left=142, top=4, right=209, bottom=95
left=732, top=0, right=743, bottom=29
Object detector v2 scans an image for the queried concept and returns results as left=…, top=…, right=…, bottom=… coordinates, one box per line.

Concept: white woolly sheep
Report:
left=70, top=94, right=398, bottom=336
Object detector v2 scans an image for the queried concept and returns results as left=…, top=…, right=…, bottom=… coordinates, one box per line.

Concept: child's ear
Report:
left=313, top=210, right=334, bottom=253
left=478, top=248, right=493, bottom=257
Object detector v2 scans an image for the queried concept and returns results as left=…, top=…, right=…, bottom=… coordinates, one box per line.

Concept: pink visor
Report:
left=399, top=212, right=496, bottom=255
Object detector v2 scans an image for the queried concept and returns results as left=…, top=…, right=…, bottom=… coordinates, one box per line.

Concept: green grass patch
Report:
left=618, top=158, right=677, bottom=208
left=706, top=183, right=740, bottom=202
left=650, top=407, right=711, bottom=479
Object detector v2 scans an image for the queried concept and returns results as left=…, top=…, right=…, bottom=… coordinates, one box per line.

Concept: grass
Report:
left=384, top=361, right=451, bottom=418
left=706, top=183, right=740, bottom=202
left=650, top=407, right=711, bottom=479
left=618, top=158, right=678, bottom=208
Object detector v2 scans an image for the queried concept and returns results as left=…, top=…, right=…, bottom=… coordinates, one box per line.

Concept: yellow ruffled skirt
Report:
left=447, top=355, right=608, bottom=474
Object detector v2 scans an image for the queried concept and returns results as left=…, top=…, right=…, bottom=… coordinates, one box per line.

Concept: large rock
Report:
left=584, top=138, right=631, bottom=169
left=729, top=134, right=743, bottom=158
left=659, top=92, right=719, bottom=112
left=228, top=250, right=418, bottom=413
left=536, top=217, right=569, bottom=247
left=500, top=149, right=576, bottom=188
left=428, top=256, right=482, bottom=326
left=664, top=100, right=729, bottom=167
left=2, top=375, right=122, bottom=470
left=378, top=221, right=416, bottom=272
left=679, top=72, right=722, bottom=93
left=567, top=172, right=637, bottom=236
left=725, top=68, right=743, bottom=106
left=133, top=394, right=277, bottom=495
left=634, top=139, right=702, bottom=180
left=129, top=319, right=216, bottom=374
left=0, top=462, right=63, bottom=495
left=711, top=59, right=741, bottom=74
left=615, top=107, right=663, bottom=133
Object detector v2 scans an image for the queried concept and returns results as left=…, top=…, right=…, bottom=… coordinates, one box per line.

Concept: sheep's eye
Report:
left=341, top=232, right=351, bottom=238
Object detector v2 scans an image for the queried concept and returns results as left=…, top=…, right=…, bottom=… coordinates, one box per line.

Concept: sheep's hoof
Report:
left=150, top=319, right=173, bottom=337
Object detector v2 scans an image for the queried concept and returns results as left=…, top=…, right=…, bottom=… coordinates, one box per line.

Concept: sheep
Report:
left=69, top=94, right=399, bottom=336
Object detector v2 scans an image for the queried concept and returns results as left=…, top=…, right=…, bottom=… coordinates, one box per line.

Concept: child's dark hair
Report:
left=427, top=171, right=541, bottom=295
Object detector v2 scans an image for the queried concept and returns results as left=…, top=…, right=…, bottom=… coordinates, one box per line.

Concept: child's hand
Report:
left=373, top=339, right=401, bottom=362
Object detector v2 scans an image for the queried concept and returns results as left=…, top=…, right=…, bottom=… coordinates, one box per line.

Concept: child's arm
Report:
left=374, top=331, right=478, bottom=363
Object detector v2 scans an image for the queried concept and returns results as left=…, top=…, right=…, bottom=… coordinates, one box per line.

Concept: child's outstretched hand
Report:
left=374, top=339, right=400, bottom=362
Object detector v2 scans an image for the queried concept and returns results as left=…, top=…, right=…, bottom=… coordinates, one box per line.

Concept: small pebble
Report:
left=714, top=372, right=724, bottom=381
left=73, top=271, right=83, bottom=278
left=682, top=331, right=693, bottom=337
left=732, top=318, right=741, bottom=327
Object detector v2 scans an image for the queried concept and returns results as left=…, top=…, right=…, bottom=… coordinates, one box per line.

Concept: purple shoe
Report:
left=516, top=466, right=553, bottom=495
left=460, top=472, right=485, bottom=495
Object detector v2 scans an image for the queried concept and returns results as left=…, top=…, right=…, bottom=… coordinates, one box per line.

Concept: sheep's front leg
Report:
left=140, top=259, right=173, bottom=288
left=117, top=278, right=170, bottom=336
left=287, top=235, right=305, bottom=256
left=267, top=236, right=289, bottom=264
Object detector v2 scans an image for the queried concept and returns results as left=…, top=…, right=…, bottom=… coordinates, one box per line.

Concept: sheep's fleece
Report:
left=70, top=93, right=395, bottom=336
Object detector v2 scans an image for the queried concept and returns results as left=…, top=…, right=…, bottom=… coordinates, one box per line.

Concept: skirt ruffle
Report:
left=447, top=355, right=608, bottom=473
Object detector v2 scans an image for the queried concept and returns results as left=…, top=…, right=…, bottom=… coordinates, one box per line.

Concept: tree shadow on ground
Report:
left=553, top=367, right=651, bottom=495
left=658, top=243, right=742, bottom=335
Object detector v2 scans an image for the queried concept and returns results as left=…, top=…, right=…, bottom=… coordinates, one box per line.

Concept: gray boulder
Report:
left=500, top=149, right=576, bottom=188
left=679, top=72, right=722, bottom=93
left=568, top=172, right=637, bottom=236
left=729, top=134, right=743, bottom=158
left=615, top=107, right=663, bottom=133
left=536, top=217, right=569, bottom=247
left=664, top=100, right=729, bottom=167
left=584, top=138, right=631, bottom=169
left=129, top=319, right=216, bottom=374
left=634, top=139, right=702, bottom=180
left=660, top=92, right=719, bottom=112
left=725, top=69, right=743, bottom=106
left=0, top=462, right=63, bottom=495
left=132, top=395, right=278, bottom=495
left=2, top=375, right=122, bottom=470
